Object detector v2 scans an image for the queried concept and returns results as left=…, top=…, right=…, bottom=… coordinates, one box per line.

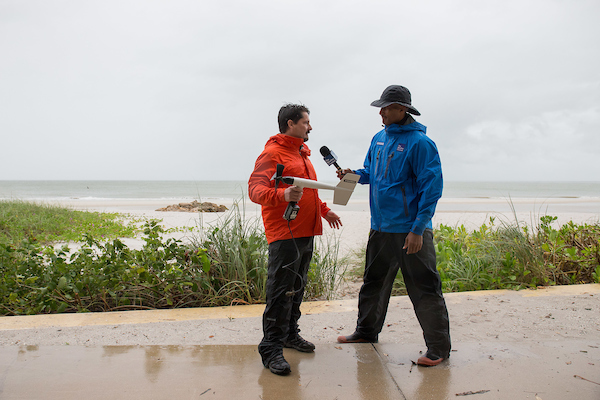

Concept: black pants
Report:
left=356, top=229, right=451, bottom=357
left=258, top=236, right=314, bottom=365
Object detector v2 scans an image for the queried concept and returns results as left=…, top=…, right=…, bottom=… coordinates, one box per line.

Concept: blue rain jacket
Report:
left=354, top=121, right=443, bottom=235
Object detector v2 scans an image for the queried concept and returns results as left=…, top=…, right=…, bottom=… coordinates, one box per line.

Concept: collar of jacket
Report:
left=269, top=133, right=311, bottom=156
left=384, top=120, right=426, bottom=135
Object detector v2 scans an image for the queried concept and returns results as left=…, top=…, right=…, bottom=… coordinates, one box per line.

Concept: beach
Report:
left=48, top=195, right=600, bottom=256
left=3, top=179, right=599, bottom=254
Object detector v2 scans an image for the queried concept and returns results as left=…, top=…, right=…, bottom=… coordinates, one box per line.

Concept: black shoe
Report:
left=266, top=353, right=291, bottom=375
left=284, top=335, right=315, bottom=353
left=337, top=331, right=378, bottom=343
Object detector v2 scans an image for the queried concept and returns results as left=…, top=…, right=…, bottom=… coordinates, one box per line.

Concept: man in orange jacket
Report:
left=248, top=103, right=341, bottom=375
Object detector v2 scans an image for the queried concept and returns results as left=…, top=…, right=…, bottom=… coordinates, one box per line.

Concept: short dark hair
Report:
left=278, top=104, right=309, bottom=133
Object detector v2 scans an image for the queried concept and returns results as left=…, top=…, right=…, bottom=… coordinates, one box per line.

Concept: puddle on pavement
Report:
left=0, top=344, right=403, bottom=399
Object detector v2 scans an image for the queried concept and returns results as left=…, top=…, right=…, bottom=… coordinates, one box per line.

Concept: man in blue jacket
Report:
left=336, top=85, right=451, bottom=366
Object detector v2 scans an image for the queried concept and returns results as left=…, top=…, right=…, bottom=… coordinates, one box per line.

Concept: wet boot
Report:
left=265, top=352, right=291, bottom=375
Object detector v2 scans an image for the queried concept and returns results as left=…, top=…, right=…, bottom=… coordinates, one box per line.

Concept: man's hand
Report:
left=324, top=210, right=342, bottom=229
left=284, top=186, right=303, bottom=202
left=403, top=232, right=423, bottom=254
left=336, top=168, right=354, bottom=180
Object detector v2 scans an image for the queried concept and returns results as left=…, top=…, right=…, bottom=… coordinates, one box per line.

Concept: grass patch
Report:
left=0, top=200, right=137, bottom=244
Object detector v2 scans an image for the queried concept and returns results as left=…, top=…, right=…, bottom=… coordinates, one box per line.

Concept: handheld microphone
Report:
left=283, top=201, right=299, bottom=221
left=274, top=164, right=300, bottom=221
left=320, top=146, right=342, bottom=171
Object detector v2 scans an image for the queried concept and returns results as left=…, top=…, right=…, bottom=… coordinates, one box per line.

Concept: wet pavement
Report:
left=1, top=344, right=401, bottom=399
left=1, top=285, right=599, bottom=399
left=378, top=341, right=600, bottom=400
left=2, top=341, right=598, bottom=399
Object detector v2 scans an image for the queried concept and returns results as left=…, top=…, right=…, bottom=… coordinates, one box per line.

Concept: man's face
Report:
left=379, top=104, right=407, bottom=126
left=286, top=112, right=312, bottom=142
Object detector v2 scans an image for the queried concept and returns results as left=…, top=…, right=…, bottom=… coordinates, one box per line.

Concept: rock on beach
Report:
left=155, top=200, right=228, bottom=213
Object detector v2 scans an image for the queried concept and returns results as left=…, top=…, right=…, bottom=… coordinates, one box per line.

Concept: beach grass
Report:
left=0, top=200, right=137, bottom=244
left=2, top=199, right=598, bottom=316
left=189, top=200, right=269, bottom=306
left=189, top=200, right=347, bottom=303
left=435, top=215, right=600, bottom=291
left=306, top=231, right=350, bottom=300
left=0, top=200, right=348, bottom=315
left=348, top=215, right=600, bottom=294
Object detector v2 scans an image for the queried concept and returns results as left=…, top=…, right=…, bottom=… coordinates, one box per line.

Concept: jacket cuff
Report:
left=277, top=188, right=286, bottom=203
left=411, top=223, right=426, bottom=236
left=356, top=170, right=369, bottom=184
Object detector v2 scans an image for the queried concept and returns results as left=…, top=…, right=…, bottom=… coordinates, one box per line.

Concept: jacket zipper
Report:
left=384, top=152, right=394, bottom=179
left=401, top=186, right=409, bottom=217
left=374, top=149, right=382, bottom=230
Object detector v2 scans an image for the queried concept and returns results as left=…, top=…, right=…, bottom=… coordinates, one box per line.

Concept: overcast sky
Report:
left=1, top=0, right=599, bottom=182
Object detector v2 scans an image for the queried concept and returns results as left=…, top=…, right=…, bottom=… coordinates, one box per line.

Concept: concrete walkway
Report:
left=1, top=285, right=599, bottom=399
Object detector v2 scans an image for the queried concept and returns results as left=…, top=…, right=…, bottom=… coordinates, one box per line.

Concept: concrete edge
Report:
left=1, top=284, right=598, bottom=331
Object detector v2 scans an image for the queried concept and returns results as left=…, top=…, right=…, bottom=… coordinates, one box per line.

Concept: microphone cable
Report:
left=282, top=219, right=306, bottom=298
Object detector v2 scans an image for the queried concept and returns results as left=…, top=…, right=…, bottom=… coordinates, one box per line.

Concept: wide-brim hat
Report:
left=370, top=85, right=421, bottom=116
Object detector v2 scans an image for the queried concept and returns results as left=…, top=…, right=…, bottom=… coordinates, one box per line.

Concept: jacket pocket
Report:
left=400, top=186, right=409, bottom=217
left=384, top=152, right=395, bottom=179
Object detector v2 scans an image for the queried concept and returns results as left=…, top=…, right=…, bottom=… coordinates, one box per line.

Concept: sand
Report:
left=49, top=196, right=600, bottom=256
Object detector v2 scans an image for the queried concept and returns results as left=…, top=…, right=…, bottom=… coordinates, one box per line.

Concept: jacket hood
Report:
left=385, top=121, right=427, bottom=136
left=267, top=133, right=311, bottom=156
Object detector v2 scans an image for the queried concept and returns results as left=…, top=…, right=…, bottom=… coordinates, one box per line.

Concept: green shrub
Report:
left=347, top=216, right=600, bottom=294
left=537, top=216, right=600, bottom=285
left=0, top=200, right=349, bottom=315
left=0, top=221, right=214, bottom=315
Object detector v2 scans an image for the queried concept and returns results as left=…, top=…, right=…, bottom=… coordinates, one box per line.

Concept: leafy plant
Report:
left=346, top=215, right=600, bottom=294
left=1, top=221, right=216, bottom=315
left=1, top=198, right=352, bottom=315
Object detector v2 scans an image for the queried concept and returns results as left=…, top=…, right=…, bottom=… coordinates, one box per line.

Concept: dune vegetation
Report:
left=0, top=200, right=346, bottom=316
left=1, top=200, right=598, bottom=316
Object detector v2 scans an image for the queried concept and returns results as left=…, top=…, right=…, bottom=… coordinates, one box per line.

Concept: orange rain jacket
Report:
left=248, top=134, right=331, bottom=244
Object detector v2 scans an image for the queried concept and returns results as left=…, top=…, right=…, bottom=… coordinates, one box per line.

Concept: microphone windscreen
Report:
left=320, top=146, right=331, bottom=157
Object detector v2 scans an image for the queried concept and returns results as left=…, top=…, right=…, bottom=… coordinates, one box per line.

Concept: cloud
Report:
left=0, top=0, right=599, bottom=181
left=443, top=106, right=600, bottom=181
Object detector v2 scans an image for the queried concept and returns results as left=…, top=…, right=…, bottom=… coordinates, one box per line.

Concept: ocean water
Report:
left=1, top=180, right=599, bottom=202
